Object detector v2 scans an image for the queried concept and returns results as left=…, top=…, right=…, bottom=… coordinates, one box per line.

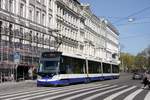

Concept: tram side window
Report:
left=88, top=61, right=100, bottom=73
left=59, top=64, right=67, bottom=74
left=112, top=65, right=119, bottom=73
left=72, top=58, right=84, bottom=74
left=103, top=63, right=111, bottom=73
left=59, top=56, right=84, bottom=74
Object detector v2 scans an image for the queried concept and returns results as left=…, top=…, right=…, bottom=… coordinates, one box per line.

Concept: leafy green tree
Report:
left=136, top=45, right=150, bottom=69
left=120, top=53, right=135, bottom=71
left=134, top=55, right=147, bottom=69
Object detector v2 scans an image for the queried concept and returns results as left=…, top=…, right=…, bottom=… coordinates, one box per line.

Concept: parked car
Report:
left=132, top=72, right=143, bottom=80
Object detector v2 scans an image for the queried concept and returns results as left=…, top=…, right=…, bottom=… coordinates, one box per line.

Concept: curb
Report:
left=0, top=80, right=36, bottom=86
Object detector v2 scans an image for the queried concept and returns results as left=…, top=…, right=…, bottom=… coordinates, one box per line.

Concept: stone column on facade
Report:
left=52, top=0, right=57, bottom=29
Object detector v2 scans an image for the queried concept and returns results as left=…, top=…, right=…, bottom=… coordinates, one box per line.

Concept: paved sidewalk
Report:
left=0, top=80, right=36, bottom=87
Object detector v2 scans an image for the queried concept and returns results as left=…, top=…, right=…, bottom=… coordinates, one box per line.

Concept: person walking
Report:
left=142, top=71, right=150, bottom=89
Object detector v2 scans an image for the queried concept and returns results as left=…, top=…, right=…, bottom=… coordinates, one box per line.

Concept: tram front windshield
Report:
left=38, top=61, right=59, bottom=74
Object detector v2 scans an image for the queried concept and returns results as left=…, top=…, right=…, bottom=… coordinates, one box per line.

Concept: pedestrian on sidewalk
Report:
left=28, top=68, right=33, bottom=80
left=142, top=70, right=150, bottom=89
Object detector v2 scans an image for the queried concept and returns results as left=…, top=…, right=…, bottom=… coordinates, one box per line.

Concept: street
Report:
left=0, top=73, right=149, bottom=100
left=0, top=0, right=149, bottom=100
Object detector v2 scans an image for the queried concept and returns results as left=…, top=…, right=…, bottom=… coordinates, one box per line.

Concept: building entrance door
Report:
left=17, top=65, right=30, bottom=81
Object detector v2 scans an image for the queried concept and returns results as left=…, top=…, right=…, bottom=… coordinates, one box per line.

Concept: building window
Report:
left=37, top=0, right=40, bottom=3
left=29, top=6, right=34, bottom=21
left=36, top=10, right=40, bottom=24
left=5, top=0, right=8, bottom=10
left=29, top=9, right=32, bottom=20
left=41, top=13, right=45, bottom=26
left=41, top=0, right=46, bottom=5
left=49, top=0, right=51, bottom=8
left=20, top=27, right=23, bottom=37
left=48, top=16, right=51, bottom=27
left=0, top=0, right=3, bottom=8
left=20, top=3, right=24, bottom=17
left=0, top=21, right=2, bottom=26
left=9, top=0, right=13, bottom=13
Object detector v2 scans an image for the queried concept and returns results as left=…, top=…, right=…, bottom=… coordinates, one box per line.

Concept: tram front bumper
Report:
left=37, top=79, right=68, bottom=86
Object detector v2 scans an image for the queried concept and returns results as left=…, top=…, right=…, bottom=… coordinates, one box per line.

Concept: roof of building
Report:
left=106, top=20, right=120, bottom=35
left=73, top=0, right=81, bottom=5
left=99, top=18, right=119, bottom=35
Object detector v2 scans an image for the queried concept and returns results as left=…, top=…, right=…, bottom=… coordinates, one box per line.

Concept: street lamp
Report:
left=128, top=18, right=135, bottom=22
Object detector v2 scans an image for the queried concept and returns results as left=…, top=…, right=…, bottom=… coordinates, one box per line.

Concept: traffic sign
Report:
left=14, top=52, right=20, bottom=64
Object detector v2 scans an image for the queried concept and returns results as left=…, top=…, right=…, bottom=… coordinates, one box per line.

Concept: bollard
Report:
left=3, top=73, right=5, bottom=82
left=16, top=67, right=17, bottom=82
left=0, top=72, right=2, bottom=83
left=23, top=71, right=24, bottom=81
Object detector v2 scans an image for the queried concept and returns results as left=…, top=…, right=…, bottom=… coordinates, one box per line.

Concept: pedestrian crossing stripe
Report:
left=61, top=85, right=118, bottom=100
left=0, top=83, right=101, bottom=96
left=103, top=86, right=137, bottom=100
left=124, top=89, right=143, bottom=100
left=0, top=87, right=61, bottom=99
left=2, top=84, right=104, bottom=100
left=83, top=85, right=128, bottom=100
left=41, top=84, right=110, bottom=100
left=22, top=85, right=108, bottom=100
left=0, top=84, right=150, bottom=100
left=0, top=87, right=46, bottom=96
left=144, top=91, right=150, bottom=100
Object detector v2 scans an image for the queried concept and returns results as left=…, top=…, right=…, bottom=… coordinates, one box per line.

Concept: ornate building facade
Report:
left=0, top=0, right=119, bottom=81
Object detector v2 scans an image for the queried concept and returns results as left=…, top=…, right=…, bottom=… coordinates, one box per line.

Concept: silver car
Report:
left=132, top=73, right=143, bottom=80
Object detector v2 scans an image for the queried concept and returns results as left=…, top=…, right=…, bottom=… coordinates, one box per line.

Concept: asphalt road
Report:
left=0, top=72, right=149, bottom=100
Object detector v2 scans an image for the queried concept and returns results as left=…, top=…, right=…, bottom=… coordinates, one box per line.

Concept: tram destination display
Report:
left=41, top=52, right=62, bottom=58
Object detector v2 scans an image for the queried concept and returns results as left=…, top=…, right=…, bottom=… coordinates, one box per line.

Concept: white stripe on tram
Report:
left=62, top=85, right=118, bottom=100
left=83, top=85, right=128, bottom=100
left=144, top=91, right=150, bottom=100
left=104, top=86, right=137, bottom=100
left=124, top=89, right=143, bottom=100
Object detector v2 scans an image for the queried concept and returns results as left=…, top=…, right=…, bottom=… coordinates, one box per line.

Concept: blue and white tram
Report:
left=37, top=51, right=120, bottom=86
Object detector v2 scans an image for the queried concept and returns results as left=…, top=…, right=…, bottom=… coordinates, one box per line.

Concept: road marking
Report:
left=144, top=91, right=150, bottom=100
left=124, top=89, right=143, bottom=100
left=104, top=86, right=137, bottom=100
left=62, top=85, right=118, bottom=100
left=4, top=84, right=105, bottom=100
left=23, top=84, right=109, bottom=100
left=0, top=88, right=56, bottom=99
left=4, top=88, right=61, bottom=100
left=83, top=85, right=128, bottom=100
left=1, top=83, right=103, bottom=99
left=0, top=87, right=45, bottom=96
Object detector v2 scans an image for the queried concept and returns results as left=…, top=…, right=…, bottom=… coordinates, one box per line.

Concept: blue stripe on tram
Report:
left=37, top=75, right=118, bottom=86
